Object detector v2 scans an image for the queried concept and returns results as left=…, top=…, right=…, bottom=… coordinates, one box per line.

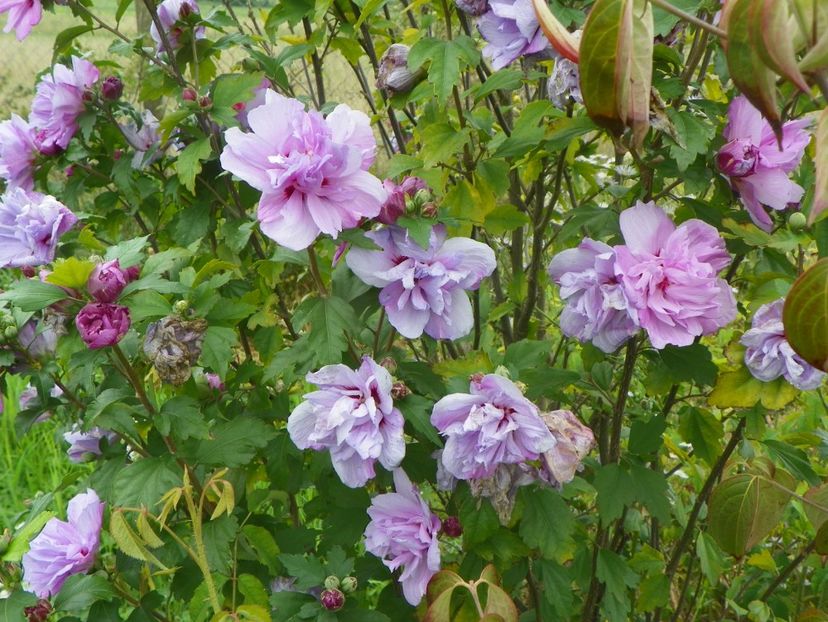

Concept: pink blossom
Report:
left=364, top=469, right=441, bottom=605
left=717, top=95, right=811, bottom=231
left=0, top=114, right=37, bottom=190
left=0, top=0, right=41, bottom=40
left=30, top=56, right=99, bottom=154
left=378, top=177, right=426, bottom=225
left=22, top=489, right=104, bottom=597
left=75, top=303, right=130, bottom=349
left=87, top=259, right=136, bottom=303
left=431, top=374, right=556, bottom=480
left=346, top=225, right=496, bottom=340
left=220, top=91, right=385, bottom=250
left=287, top=356, right=405, bottom=487
left=613, top=201, right=736, bottom=349
left=63, top=426, right=117, bottom=463
left=478, top=0, right=549, bottom=70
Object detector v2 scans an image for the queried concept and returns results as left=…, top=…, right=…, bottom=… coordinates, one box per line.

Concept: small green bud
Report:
left=340, top=576, right=358, bottom=593
left=242, top=58, right=261, bottom=72
left=0, top=529, right=11, bottom=555
left=173, top=300, right=190, bottom=315
left=4, top=325, right=18, bottom=339
left=788, top=211, right=807, bottom=231
left=324, top=575, right=340, bottom=590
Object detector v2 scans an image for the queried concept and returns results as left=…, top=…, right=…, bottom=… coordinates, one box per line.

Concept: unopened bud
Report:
left=241, top=58, right=260, bottom=73
left=441, top=516, right=462, bottom=537
left=101, top=75, right=124, bottom=101
left=182, top=87, right=198, bottom=102
left=788, top=211, right=807, bottom=231
left=421, top=202, right=438, bottom=219
left=324, top=575, right=340, bottom=590
left=469, top=372, right=485, bottom=384
left=199, top=96, right=212, bottom=109
left=5, top=325, right=18, bottom=339
left=320, top=588, right=345, bottom=611
left=391, top=381, right=410, bottom=399
left=24, top=600, right=52, bottom=622
left=340, top=576, right=358, bottom=593
left=232, top=101, right=246, bottom=112
left=173, top=299, right=190, bottom=315
left=380, top=357, right=397, bottom=373
left=64, top=165, right=75, bottom=177
left=82, top=89, right=95, bottom=103
left=454, top=0, right=488, bottom=16
left=179, top=1, right=193, bottom=17
left=113, top=148, right=123, bottom=160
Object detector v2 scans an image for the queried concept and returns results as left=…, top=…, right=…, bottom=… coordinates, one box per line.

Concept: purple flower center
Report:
left=716, top=140, right=758, bottom=178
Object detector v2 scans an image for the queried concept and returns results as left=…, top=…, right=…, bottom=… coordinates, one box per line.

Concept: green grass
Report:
left=0, top=375, right=87, bottom=529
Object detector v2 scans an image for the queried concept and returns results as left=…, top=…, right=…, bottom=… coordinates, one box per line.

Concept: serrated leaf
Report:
left=291, top=295, right=357, bottom=364
left=407, top=36, right=480, bottom=103
left=194, top=417, right=274, bottom=467
left=46, top=258, right=96, bottom=290
left=678, top=407, right=723, bottom=466
left=110, top=510, right=168, bottom=568
left=0, top=279, right=69, bottom=312
left=177, top=138, right=213, bottom=193
left=518, top=487, right=574, bottom=558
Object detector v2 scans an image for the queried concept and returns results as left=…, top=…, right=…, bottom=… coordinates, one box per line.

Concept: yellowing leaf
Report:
left=46, top=258, right=96, bottom=290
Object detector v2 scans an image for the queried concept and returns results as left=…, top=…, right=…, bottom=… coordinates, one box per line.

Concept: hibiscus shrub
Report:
left=4, top=0, right=828, bottom=620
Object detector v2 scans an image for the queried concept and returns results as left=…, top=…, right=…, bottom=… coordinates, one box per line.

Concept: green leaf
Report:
left=678, top=407, right=723, bottom=466
left=696, top=532, right=726, bottom=584
left=419, top=122, right=470, bottom=167
left=596, top=549, right=639, bottom=622
left=0, top=279, right=69, bottom=312
left=1, top=511, right=55, bottom=562
left=579, top=0, right=653, bottom=145
left=708, top=365, right=798, bottom=410
left=113, top=457, right=181, bottom=509
left=408, top=36, right=480, bottom=103
left=399, top=394, right=443, bottom=447
left=707, top=469, right=795, bottom=555
left=194, top=417, right=275, bottom=467
left=176, top=138, right=213, bottom=193
left=518, top=488, right=574, bottom=558
left=201, top=325, right=239, bottom=378
left=459, top=492, right=500, bottom=547
left=396, top=215, right=437, bottom=249
left=593, top=464, right=636, bottom=524
left=810, top=109, right=828, bottom=225
left=105, top=236, right=149, bottom=268
left=629, top=463, right=671, bottom=522
left=53, top=25, right=94, bottom=55
left=482, top=204, right=530, bottom=235
left=242, top=525, right=281, bottom=574
left=53, top=574, right=116, bottom=612
left=211, top=73, right=265, bottom=125
left=783, top=258, right=828, bottom=372
left=292, top=296, right=358, bottom=365
left=803, top=483, right=828, bottom=531
left=762, top=439, right=820, bottom=485
left=46, top=258, right=96, bottom=290
left=159, top=396, right=209, bottom=440
left=467, top=69, right=523, bottom=101
left=723, top=0, right=782, bottom=135
left=665, top=108, right=715, bottom=172
left=278, top=554, right=326, bottom=590
left=535, top=560, right=575, bottom=620
left=637, top=575, right=670, bottom=612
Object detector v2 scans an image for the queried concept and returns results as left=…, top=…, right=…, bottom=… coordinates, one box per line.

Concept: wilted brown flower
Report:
left=143, top=316, right=207, bottom=385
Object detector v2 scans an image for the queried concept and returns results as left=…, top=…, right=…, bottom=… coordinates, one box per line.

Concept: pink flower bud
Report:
left=182, top=87, right=198, bottom=102
left=320, top=588, right=345, bottom=611
left=75, top=303, right=131, bottom=349
left=87, top=259, right=135, bottom=303
left=113, top=148, right=123, bottom=160
left=232, top=102, right=246, bottom=112
left=101, top=76, right=124, bottom=101
left=440, top=516, right=462, bottom=537
left=64, top=166, right=75, bottom=177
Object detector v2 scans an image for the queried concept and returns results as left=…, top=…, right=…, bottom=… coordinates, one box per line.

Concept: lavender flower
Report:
left=614, top=201, right=736, bottom=349
left=22, top=489, right=104, bottom=597
left=0, top=0, right=42, bottom=40
left=75, top=303, right=130, bottom=349
left=548, top=238, right=638, bottom=353
left=150, top=0, right=206, bottom=51
left=121, top=111, right=162, bottom=169
left=0, top=188, right=77, bottom=268
left=29, top=56, right=99, bottom=154
left=364, top=469, right=441, bottom=605
left=18, top=312, right=65, bottom=358
left=741, top=298, right=825, bottom=390
left=63, top=426, right=117, bottom=462
left=431, top=374, right=556, bottom=480
left=220, top=90, right=385, bottom=250
left=478, top=0, right=550, bottom=70
left=717, top=95, right=811, bottom=231
left=0, top=114, right=37, bottom=190
left=346, top=225, right=496, bottom=340
left=287, top=356, right=405, bottom=488
left=205, top=372, right=224, bottom=391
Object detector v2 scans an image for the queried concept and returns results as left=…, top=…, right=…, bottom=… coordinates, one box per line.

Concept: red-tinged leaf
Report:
left=531, top=0, right=580, bottom=62
left=810, top=109, right=828, bottom=225
left=783, top=258, right=828, bottom=371
left=481, top=584, right=519, bottom=622
left=426, top=569, right=464, bottom=604
left=725, top=0, right=782, bottom=137
left=756, top=0, right=810, bottom=92
left=579, top=0, right=653, bottom=146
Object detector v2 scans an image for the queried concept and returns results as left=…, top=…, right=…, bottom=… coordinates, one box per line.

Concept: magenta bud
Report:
left=113, top=148, right=123, bottom=160
left=182, top=87, right=198, bottom=102
left=320, top=588, right=345, bottom=611
left=87, top=259, right=134, bottom=303
left=199, top=96, right=211, bottom=108
left=101, top=75, right=124, bottom=101
left=441, top=516, right=462, bottom=537
left=232, top=102, right=245, bottom=112
left=390, top=381, right=410, bottom=399
left=65, top=165, right=75, bottom=177
left=179, top=2, right=192, bottom=17
left=24, top=600, right=52, bottom=622
left=75, top=303, right=131, bottom=349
